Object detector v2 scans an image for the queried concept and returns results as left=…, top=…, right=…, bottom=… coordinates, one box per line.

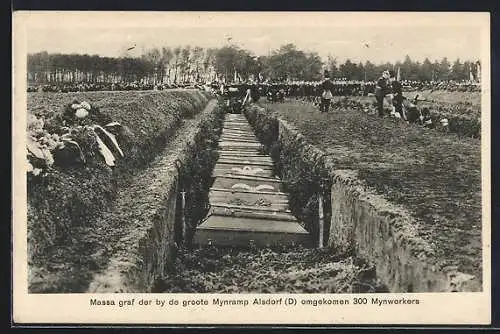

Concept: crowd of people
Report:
left=215, top=69, right=453, bottom=131
left=27, top=77, right=480, bottom=95
left=26, top=81, right=201, bottom=93
left=400, top=80, right=480, bottom=92
left=28, top=72, right=474, bottom=132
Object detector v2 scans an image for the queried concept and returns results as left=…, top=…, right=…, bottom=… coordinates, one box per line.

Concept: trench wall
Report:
left=87, top=99, right=224, bottom=293
left=244, top=104, right=479, bottom=292
left=28, top=90, right=212, bottom=263
left=27, top=91, right=221, bottom=293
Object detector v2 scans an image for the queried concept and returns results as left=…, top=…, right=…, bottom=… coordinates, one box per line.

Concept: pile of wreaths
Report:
left=27, top=100, right=126, bottom=176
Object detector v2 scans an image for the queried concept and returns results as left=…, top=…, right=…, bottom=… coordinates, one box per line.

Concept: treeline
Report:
left=27, top=43, right=324, bottom=85
left=28, top=44, right=480, bottom=85
left=27, top=48, right=218, bottom=85
left=326, top=55, right=481, bottom=82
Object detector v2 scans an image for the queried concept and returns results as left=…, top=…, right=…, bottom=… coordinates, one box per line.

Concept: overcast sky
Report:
left=22, top=12, right=487, bottom=64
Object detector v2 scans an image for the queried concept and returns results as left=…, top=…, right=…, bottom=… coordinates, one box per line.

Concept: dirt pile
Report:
left=27, top=90, right=212, bottom=292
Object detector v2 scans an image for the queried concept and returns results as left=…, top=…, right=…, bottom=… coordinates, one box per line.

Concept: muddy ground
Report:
left=156, top=245, right=387, bottom=293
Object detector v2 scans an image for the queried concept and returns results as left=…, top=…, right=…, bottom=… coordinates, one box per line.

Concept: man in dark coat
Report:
left=250, top=84, right=260, bottom=102
left=320, top=71, right=334, bottom=112
left=375, top=70, right=391, bottom=117
left=389, top=70, right=404, bottom=119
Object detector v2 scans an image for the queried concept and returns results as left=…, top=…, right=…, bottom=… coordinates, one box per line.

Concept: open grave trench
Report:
left=150, top=104, right=387, bottom=294
left=31, top=95, right=383, bottom=294
left=150, top=100, right=478, bottom=294
left=33, top=96, right=474, bottom=294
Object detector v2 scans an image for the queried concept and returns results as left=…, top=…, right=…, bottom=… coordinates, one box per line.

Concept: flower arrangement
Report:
left=27, top=100, right=126, bottom=176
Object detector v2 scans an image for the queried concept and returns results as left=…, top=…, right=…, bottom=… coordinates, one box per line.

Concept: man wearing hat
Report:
left=389, top=70, right=404, bottom=119
left=375, top=70, right=391, bottom=117
left=320, top=70, right=334, bottom=113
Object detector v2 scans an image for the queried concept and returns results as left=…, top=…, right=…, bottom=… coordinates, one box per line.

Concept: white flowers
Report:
left=71, top=101, right=92, bottom=119
left=75, top=108, right=89, bottom=119
left=79, top=101, right=91, bottom=111
left=27, top=102, right=126, bottom=175
left=27, top=133, right=56, bottom=168
left=26, top=159, right=42, bottom=176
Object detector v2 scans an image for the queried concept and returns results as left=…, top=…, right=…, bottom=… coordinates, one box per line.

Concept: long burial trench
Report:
left=156, top=109, right=386, bottom=294
left=193, top=113, right=310, bottom=247
left=169, top=101, right=479, bottom=294
left=29, top=94, right=478, bottom=293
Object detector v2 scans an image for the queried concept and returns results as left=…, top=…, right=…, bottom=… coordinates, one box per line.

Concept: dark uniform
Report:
left=320, top=77, right=334, bottom=112
left=375, top=74, right=390, bottom=117
left=250, top=84, right=260, bottom=102
left=391, top=79, right=403, bottom=117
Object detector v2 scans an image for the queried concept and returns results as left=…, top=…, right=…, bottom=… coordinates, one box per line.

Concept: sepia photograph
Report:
left=13, top=11, right=491, bottom=324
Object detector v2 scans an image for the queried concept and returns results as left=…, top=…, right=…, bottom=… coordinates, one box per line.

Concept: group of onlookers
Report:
left=400, top=80, right=480, bottom=92
left=27, top=82, right=201, bottom=93
left=28, top=77, right=480, bottom=95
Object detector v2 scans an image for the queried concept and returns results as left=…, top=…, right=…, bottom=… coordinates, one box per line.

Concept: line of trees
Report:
left=27, top=49, right=219, bottom=85
left=326, top=55, right=481, bottom=82
left=28, top=44, right=480, bottom=85
left=27, top=43, right=325, bottom=85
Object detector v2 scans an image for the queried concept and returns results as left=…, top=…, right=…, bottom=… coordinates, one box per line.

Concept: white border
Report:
left=12, top=11, right=491, bottom=325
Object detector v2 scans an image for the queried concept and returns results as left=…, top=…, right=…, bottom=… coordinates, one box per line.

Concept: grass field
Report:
left=326, top=89, right=481, bottom=120
left=259, top=100, right=482, bottom=281
left=410, top=89, right=481, bottom=108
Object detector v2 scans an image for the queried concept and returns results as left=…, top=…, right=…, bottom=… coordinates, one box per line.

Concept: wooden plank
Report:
left=222, top=129, right=255, bottom=134
left=216, top=160, right=274, bottom=168
left=219, top=141, right=262, bottom=150
left=215, top=174, right=282, bottom=182
left=210, top=202, right=291, bottom=214
left=210, top=187, right=289, bottom=198
left=220, top=133, right=256, bottom=138
left=207, top=207, right=296, bottom=221
left=217, top=150, right=269, bottom=157
left=218, top=138, right=261, bottom=144
left=223, top=122, right=253, bottom=127
left=219, top=135, right=258, bottom=141
left=209, top=195, right=289, bottom=211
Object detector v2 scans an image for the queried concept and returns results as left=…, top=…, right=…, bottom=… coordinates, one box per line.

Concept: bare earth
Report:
left=260, top=100, right=482, bottom=283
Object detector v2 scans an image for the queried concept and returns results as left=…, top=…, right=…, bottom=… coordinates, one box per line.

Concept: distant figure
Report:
left=389, top=70, right=404, bottom=119
left=375, top=70, right=391, bottom=117
left=250, top=84, right=260, bottom=102
left=320, top=71, right=334, bottom=113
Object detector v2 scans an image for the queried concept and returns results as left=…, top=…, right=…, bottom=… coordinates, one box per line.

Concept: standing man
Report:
left=375, top=70, right=391, bottom=117
left=389, top=70, right=405, bottom=119
left=320, top=71, right=334, bottom=113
